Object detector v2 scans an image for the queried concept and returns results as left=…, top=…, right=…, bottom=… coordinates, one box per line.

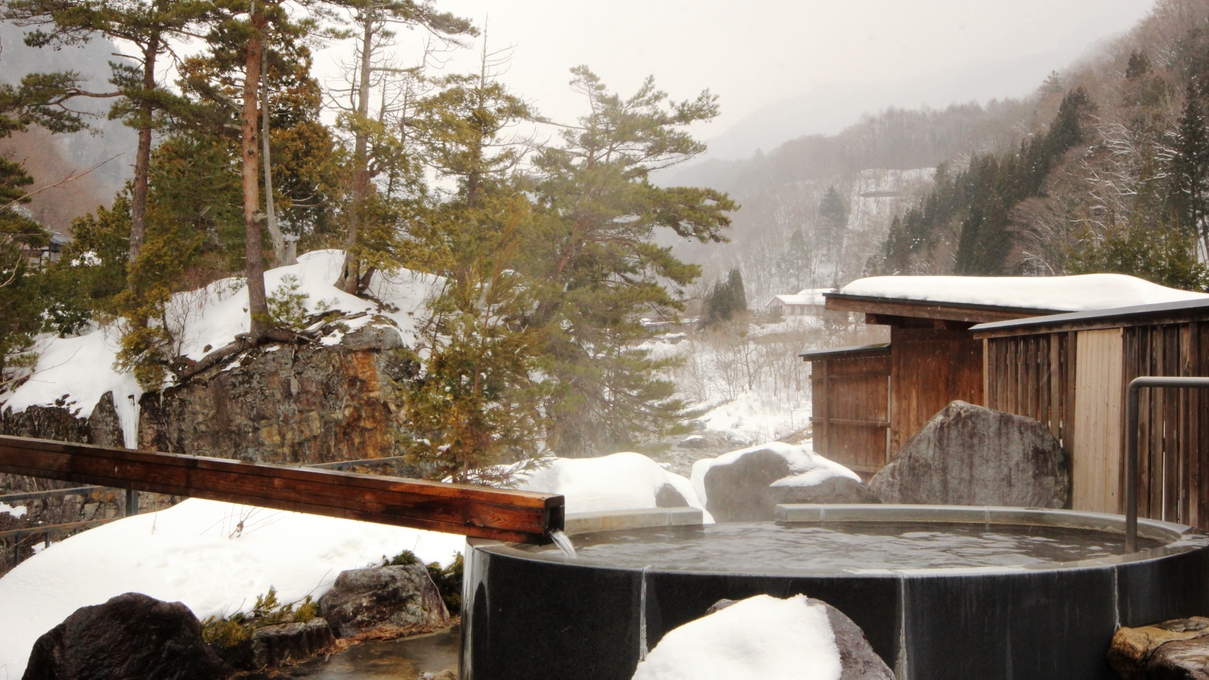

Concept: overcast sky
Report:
left=341, top=0, right=1154, bottom=157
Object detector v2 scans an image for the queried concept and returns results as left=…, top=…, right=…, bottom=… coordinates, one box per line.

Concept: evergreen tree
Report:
left=5, top=0, right=212, bottom=265
left=1169, top=81, right=1209, bottom=257
left=401, top=58, right=545, bottom=483
left=951, top=88, right=1094, bottom=274
left=818, top=185, right=848, bottom=284
left=327, top=0, right=474, bottom=294
left=701, top=267, right=748, bottom=328
left=529, top=66, right=735, bottom=455
left=0, top=61, right=91, bottom=384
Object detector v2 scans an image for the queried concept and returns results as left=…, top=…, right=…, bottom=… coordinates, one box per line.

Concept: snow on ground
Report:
left=517, top=452, right=711, bottom=521
left=631, top=594, right=841, bottom=680
left=0, top=498, right=464, bottom=678
left=0, top=327, right=144, bottom=448
left=169, top=250, right=441, bottom=363
left=0, top=250, right=444, bottom=446
left=695, top=394, right=811, bottom=447
left=840, top=274, right=1209, bottom=311
left=0, top=502, right=26, bottom=519
left=690, top=442, right=859, bottom=506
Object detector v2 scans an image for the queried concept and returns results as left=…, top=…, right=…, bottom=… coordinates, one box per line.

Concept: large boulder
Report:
left=696, top=443, right=871, bottom=522
left=771, top=476, right=882, bottom=505
left=869, top=401, right=1069, bottom=508
left=1110, top=617, right=1209, bottom=679
left=22, top=592, right=229, bottom=680
left=318, top=564, right=449, bottom=638
left=633, top=594, right=893, bottom=680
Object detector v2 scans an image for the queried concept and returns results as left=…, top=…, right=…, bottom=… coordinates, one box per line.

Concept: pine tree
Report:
left=530, top=66, right=735, bottom=454
left=818, top=186, right=848, bottom=284
left=328, top=0, right=474, bottom=295
left=5, top=0, right=212, bottom=265
left=701, top=267, right=748, bottom=328
left=1169, top=81, right=1209, bottom=257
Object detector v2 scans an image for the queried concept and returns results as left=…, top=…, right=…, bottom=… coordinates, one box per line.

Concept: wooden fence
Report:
left=1122, top=322, right=1209, bottom=528
left=983, top=332, right=1076, bottom=448
left=976, top=311, right=1209, bottom=531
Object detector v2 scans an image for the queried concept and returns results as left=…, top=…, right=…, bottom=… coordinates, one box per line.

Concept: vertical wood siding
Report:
left=890, top=327, right=983, bottom=455
left=986, top=321, right=1209, bottom=529
left=809, top=350, right=891, bottom=479
left=1072, top=329, right=1124, bottom=515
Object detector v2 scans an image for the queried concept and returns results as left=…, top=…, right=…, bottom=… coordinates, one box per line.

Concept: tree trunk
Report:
left=261, top=70, right=287, bottom=265
left=336, top=11, right=374, bottom=295
left=243, top=3, right=269, bottom=339
left=127, top=31, right=160, bottom=266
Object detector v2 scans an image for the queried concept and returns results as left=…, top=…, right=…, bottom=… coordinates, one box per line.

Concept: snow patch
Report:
left=0, top=498, right=464, bottom=678
left=631, top=594, right=841, bottom=680
left=0, top=502, right=26, bottom=519
left=840, top=274, right=1209, bottom=312
left=517, top=452, right=712, bottom=521
left=696, top=393, right=809, bottom=446
left=0, top=327, right=143, bottom=438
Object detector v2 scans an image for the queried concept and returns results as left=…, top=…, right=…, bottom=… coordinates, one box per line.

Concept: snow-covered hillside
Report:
left=0, top=250, right=444, bottom=448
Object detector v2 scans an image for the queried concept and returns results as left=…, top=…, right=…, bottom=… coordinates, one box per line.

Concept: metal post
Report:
left=125, top=488, right=139, bottom=517
left=1125, top=377, right=1209, bottom=552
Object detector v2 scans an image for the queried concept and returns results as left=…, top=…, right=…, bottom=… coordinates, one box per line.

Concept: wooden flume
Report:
left=0, top=435, right=563, bottom=544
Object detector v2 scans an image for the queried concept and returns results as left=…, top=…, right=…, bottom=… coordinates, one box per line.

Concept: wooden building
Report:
left=802, top=274, right=1209, bottom=491
left=972, top=298, right=1209, bottom=529
left=805, top=292, right=1062, bottom=478
left=765, top=288, right=831, bottom=317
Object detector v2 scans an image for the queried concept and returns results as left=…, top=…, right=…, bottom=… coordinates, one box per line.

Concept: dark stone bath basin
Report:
left=460, top=505, right=1209, bottom=680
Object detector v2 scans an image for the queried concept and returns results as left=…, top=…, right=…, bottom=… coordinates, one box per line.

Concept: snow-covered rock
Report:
left=690, top=442, right=861, bottom=521
left=0, top=498, right=464, bottom=678
left=517, top=452, right=711, bottom=521
left=631, top=595, right=838, bottom=680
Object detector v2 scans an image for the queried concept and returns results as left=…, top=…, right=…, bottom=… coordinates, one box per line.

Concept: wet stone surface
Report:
left=239, top=629, right=459, bottom=680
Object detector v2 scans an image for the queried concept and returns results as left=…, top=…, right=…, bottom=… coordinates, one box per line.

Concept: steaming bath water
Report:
left=523, top=522, right=1162, bottom=571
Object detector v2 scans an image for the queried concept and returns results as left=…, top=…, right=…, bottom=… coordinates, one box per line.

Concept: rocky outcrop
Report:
left=1110, top=617, right=1209, bottom=679
left=869, top=401, right=1069, bottom=508
left=22, top=592, right=230, bottom=680
left=1, top=403, right=90, bottom=443
left=3, top=324, right=419, bottom=466
left=318, top=564, right=450, bottom=638
left=139, top=324, right=418, bottom=465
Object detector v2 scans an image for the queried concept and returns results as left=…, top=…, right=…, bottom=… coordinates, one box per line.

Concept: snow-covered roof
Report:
left=836, top=274, right=1209, bottom=312
left=767, top=288, right=832, bottom=307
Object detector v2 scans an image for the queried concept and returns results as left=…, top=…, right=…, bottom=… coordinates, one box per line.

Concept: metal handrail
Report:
left=1125, top=376, right=1209, bottom=551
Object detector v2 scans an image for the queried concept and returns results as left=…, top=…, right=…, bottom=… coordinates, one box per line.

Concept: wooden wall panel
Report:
left=1073, top=329, right=1124, bottom=515
left=889, top=327, right=983, bottom=455
left=808, top=351, right=890, bottom=478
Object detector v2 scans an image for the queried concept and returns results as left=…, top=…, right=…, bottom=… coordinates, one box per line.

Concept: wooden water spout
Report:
left=0, top=435, right=563, bottom=544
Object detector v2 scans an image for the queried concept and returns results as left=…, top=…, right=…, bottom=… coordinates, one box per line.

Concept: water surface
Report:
left=523, top=522, right=1162, bottom=571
